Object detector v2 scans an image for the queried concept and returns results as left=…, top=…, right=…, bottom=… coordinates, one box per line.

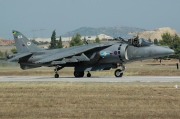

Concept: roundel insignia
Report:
left=114, top=51, right=117, bottom=55
left=27, top=42, right=31, bottom=46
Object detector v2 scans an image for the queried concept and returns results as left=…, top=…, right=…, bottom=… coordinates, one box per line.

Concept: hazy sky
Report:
left=0, top=0, right=180, bottom=39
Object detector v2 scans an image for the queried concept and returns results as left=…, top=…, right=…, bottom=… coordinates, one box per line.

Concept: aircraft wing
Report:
left=6, top=52, right=32, bottom=62
left=35, top=43, right=112, bottom=64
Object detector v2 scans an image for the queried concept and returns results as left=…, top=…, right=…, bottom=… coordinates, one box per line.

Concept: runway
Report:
left=0, top=76, right=180, bottom=82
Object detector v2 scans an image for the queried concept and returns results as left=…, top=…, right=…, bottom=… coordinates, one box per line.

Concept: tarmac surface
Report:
left=0, top=76, right=180, bottom=82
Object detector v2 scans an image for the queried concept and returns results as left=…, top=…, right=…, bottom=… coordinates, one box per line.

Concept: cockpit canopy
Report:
left=114, top=37, right=153, bottom=47
left=128, top=37, right=153, bottom=47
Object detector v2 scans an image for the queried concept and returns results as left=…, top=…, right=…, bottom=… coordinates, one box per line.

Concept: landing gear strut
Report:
left=114, top=64, right=126, bottom=77
left=54, top=66, right=64, bottom=78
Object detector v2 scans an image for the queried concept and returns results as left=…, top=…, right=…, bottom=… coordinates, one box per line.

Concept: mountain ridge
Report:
left=62, top=26, right=180, bottom=40
left=62, top=26, right=146, bottom=38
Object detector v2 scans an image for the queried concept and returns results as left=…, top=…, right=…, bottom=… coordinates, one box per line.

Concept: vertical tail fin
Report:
left=12, top=30, right=43, bottom=53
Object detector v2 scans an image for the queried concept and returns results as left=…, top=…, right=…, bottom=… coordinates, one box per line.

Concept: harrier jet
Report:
left=6, top=30, right=174, bottom=78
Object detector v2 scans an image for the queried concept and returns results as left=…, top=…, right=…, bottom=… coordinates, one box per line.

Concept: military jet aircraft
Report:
left=6, top=30, right=174, bottom=78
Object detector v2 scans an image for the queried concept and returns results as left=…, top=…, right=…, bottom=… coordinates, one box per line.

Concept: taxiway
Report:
left=0, top=76, right=180, bottom=82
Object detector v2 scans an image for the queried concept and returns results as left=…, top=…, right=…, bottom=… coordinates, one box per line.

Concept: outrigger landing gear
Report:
left=114, top=64, right=126, bottom=77
left=54, top=66, right=64, bottom=78
left=54, top=73, right=59, bottom=78
left=87, top=71, right=91, bottom=77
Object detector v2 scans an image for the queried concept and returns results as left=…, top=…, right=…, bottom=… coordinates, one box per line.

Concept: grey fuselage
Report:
left=20, top=42, right=174, bottom=71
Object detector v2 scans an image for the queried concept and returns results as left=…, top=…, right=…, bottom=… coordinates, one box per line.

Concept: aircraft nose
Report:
left=163, top=47, right=174, bottom=55
left=168, top=49, right=175, bottom=54
left=156, top=46, right=174, bottom=56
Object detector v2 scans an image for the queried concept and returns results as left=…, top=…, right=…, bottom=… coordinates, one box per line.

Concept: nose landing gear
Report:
left=114, top=69, right=123, bottom=77
left=114, top=64, right=126, bottom=77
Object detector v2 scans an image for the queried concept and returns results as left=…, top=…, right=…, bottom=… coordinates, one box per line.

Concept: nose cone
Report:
left=166, top=48, right=174, bottom=55
left=154, top=46, right=174, bottom=57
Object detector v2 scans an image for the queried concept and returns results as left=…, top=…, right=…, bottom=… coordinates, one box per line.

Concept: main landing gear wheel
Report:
left=74, top=71, right=84, bottom=78
left=87, top=72, right=91, bottom=77
left=54, top=74, right=59, bottom=78
left=114, top=69, right=123, bottom=77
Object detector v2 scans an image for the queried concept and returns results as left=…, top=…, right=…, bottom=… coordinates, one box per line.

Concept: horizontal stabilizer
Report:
left=6, top=52, right=32, bottom=62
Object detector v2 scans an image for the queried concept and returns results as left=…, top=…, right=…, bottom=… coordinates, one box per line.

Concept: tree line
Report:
left=49, top=30, right=100, bottom=49
left=49, top=30, right=63, bottom=49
